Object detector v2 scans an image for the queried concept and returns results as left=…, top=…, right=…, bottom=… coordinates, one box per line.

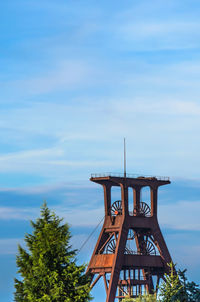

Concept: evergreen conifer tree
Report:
left=159, top=263, right=182, bottom=302
left=14, top=203, right=92, bottom=302
left=178, top=269, right=200, bottom=302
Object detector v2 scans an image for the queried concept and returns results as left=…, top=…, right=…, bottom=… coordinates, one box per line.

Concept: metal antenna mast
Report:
left=124, top=137, right=126, bottom=178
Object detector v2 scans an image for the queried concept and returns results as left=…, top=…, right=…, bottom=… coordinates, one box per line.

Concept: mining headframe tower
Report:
left=86, top=172, right=172, bottom=302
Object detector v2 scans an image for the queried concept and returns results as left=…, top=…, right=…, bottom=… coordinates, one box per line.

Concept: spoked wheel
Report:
left=139, top=202, right=151, bottom=217
left=111, top=200, right=122, bottom=216
left=140, top=239, right=156, bottom=255
left=124, top=247, right=133, bottom=254
left=105, top=239, right=116, bottom=254
left=106, top=239, right=133, bottom=254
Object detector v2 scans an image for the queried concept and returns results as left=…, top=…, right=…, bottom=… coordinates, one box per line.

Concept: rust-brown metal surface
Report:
left=86, top=174, right=172, bottom=302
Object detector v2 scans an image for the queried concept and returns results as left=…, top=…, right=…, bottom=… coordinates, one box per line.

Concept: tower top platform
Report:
left=90, top=173, right=170, bottom=187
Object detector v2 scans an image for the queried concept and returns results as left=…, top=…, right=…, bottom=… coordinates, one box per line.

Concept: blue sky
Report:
left=1, top=0, right=200, bottom=301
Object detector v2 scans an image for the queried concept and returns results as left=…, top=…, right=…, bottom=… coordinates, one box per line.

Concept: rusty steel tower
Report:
left=86, top=173, right=172, bottom=301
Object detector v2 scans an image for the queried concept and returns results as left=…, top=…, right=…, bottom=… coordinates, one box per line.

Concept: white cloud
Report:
left=4, top=60, right=92, bottom=96
left=0, top=181, right=92, bottom=194
left=0, top=145, right=111, bottom=177
left=1, top=198, right=199, bottom=231
left=0, top=238, right=23, bottom=255
left=0, top=148, right=63, bottom=161
left=114, top=0, right=200, bottom=51
left=55, top=206, right=104, bottom=227
left=0, top=234, right=97, bottom=257
left=111, top=99, right=200, bottom=117
left=0, top=204, right=104, bottom=227
left=159, top=200, right=200, bottom=231
left=0, top=96, right=200, bottom=179
left=1, top=1, right=200, bottom=182
left=0, top=207, right=38, bottom=221
left=119, top=20, right=200, bottom=40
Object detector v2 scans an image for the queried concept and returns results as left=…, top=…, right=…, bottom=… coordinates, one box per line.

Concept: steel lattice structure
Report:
left=86, top=174, right=172, bottom=302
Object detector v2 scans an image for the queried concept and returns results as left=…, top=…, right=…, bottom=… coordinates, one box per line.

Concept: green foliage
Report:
left=159, top=263, right=200, bottom=302
left=122, top=298, right=134, bottom=302
left=159, top=263, right=182, bottom=302
left=14, top=202, right=92, bottom=302
left=178, top=269, right=200, bottom=302
left=122, top=293, right=157, bottom=302
left=135, top=294, right=157, bottom=302
left=122, top=263, right=200, bottom=302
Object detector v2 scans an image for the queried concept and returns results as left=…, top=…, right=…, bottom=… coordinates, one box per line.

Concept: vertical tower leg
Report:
left=152, top=224, right=172, bottom=270
left=106, top=227, right=128, bottom=302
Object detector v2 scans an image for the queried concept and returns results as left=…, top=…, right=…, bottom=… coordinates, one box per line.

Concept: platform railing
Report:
left=91, top=172, right=170, bottom=181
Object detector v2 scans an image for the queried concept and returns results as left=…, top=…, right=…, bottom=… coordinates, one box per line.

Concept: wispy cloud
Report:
left=0, top=145, right=111, bottom=178
left=113, top=0, right=200, bottom=51
left=0, top=207, right=38, bottom=221
left=159, top=200, right=200, bottom=231
left=1, top=197, right=199, bottom=231
left=0, top=238, right=23, bottom=255
left=1, top=60, right=93, bottom=97
left=111, top=99, right=200, bottom=117
left=1, top=96, right=200, bottom=179
left=118, top=21, right=200, bottom=49
left=0, top=205, right=104, bottom=227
